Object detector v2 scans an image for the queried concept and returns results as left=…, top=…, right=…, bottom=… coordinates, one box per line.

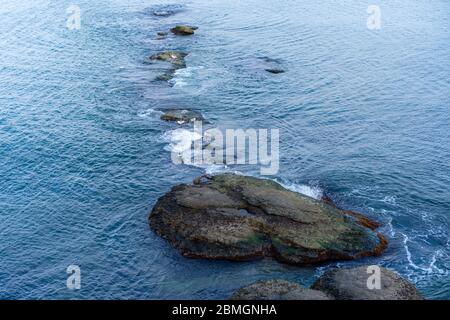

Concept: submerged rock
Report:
left=155, top=71, right=175, bottom=82
left=312, top=266, right=423, bottom=300
left=149, top=51, right=188, bottom=67
left=149, top=174, right=387, bottom=265
left=265, top=68, right=285, bottom=74
left=231, top=280, right=332, bottom=300
left=149, top=51, right=188, bottom=81
left=170, top=25, right=197, bottom=35
left=159, top=109, right=204, bottom=123
left=149, top=4, right=184, bottom=17
left=156, top=31, right=168, bottom=40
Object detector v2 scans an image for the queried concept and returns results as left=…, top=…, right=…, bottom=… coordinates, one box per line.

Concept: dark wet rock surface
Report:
left=155, top=71, right=176, bottom=82
left=170, top=25, right=198, bottom=35
left=240, top=56, right=286, bottom=75
left=149, top=174, right=387, bottom=265
left=149, top=51, right=188, bottom=67
left=159, top=109, right=204, bottom=123
left=156, top=31, right=168, bottom=40
left=148, top=51, right=188, bottom=82
left=231, top=279, right=332, bottom=300
left=231, top=265, right=422, bottom=300
left=312, top=265, right=423, bottom=300
left=265, top=68, right=285, bottom=74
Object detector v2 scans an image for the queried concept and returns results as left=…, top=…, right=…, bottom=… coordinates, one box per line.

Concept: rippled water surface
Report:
left=0, top=0, right=449, bottom=299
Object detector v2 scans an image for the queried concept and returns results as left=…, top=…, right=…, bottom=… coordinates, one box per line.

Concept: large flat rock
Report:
left=149, top=174, right=387, bottom=265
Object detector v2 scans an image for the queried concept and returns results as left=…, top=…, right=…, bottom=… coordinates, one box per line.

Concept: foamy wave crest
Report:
left=137, top=108, right=163, bottom=119
left=162, top=128, right=219, bottom=170
left=161, top=129, right=322, bottom=200
left=279, top=181, right=323, bottom=200
left=162, top=128, right=202, bottom=153
left=169, top=66, right=205, bottom=88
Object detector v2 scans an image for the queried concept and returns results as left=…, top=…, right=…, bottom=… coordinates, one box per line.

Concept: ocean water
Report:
left=0, top=0, right=449, bottom=299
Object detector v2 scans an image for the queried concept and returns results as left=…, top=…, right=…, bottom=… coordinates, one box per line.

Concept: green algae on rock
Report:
left=149, top=51, right=188, bottom=67
left=149, top=174, right=387, bottom=265
left=170, top=25, right=197, bottom=35
left=149, top=51, right=188, bottom=82
left=159, top=109, right=204, bottom=123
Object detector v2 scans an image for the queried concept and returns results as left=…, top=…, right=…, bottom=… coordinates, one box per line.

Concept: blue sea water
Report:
left=0, top=0, right=449, bottom=299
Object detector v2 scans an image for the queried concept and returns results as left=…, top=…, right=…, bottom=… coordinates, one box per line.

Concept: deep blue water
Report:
left=0, top=0, right=449, bottom=299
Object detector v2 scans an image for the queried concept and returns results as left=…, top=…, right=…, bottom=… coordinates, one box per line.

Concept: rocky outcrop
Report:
left=231, top=280, right=332, bottom=300
left=231, top=266, right=422, bottom=300
left=159, top=109, right=204, bottom=123
left=149, top=174, right=387, bottom=265
left=311, top=266, right=423, bottom=300
left=149, top=51, right=188, bottom=81
left=170, top=25, right=198, bottom=35
left=149, top=51, right=188, bottom=67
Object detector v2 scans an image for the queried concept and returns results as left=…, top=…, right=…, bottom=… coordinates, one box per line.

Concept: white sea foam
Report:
left=137, top=108, right=163, bottom=119
left=169, top=66, right=205, bottom=88
left=382, top=195, right=397, bottom=205
left=161, top=131, right=324, bottom=200
left=162, top=128, right=202, bottom=152
left=402, top=233, right=445, bottom=274
left=386, top=216, right=396, bottom=237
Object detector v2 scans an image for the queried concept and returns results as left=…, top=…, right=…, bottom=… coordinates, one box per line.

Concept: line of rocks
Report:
left=145, top=15, right=422, bottom=300
left=148, top=24, right=197, bottom=82
left=146, top=23, right=205, bottom=123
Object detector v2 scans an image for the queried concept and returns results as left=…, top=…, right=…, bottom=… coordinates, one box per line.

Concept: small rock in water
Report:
left=156, top=31, right=168, bottom=40
left=149, top=51, right=188, bottom=67
left=170, top=25, right=197, bottom=35
left=155, top=70, right=176, bottom=82
left=159, top=109, right=204, bottom=123
left=265, top=68, right=285, bottom=74
left=312, top=266, right=423, bottom=300
left=149, top=174, right=387, bottom=265
left=231, top=280, right=332, bottom=300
